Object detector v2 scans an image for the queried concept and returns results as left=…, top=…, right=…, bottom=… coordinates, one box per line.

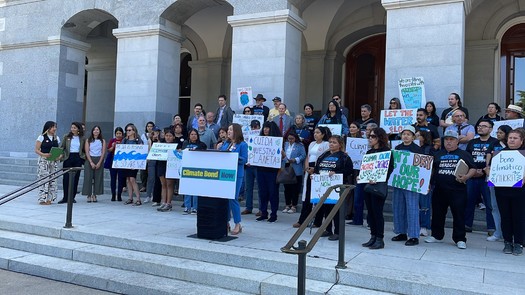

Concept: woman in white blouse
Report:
left=82, top=126, right=106, bottom=202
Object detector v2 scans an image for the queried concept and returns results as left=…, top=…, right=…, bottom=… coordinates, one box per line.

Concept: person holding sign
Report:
left=82, top=126, right=106, bottom=203
left=313, top=135, right=353, bottom=241
left=391, top=126, right=423, bottom=246
left=281, top=131, right=306, bottom=214
left=156, top=129, right=178, bottom=212
left=218, top=123, right=248, bottom=235
left=317, top=100, right=349, bottom=136
left=425, top=130, right=476, bottom=249
left=105, top=127, right=124, bottom=202
left=122, top=123, right=144, bottom=206
left=493, top=128, right=525, bottom=255
left=293, top=126, right=331, bottom=228
left=35, top=121, right=61, bottom=205
left=58, top=122, right=85, bottom=204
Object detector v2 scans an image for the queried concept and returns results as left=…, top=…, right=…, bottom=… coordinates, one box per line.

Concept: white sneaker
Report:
left=478, top=203, right=486, bottom=210
left=282, top=206, right=290, bottom=213
left=420, top=228, right=429, bottom=237
left=143, top=197, right=151, bottom=204
left=424, top=236, right=443, bottom=243
left=487, top=235, right=502, bottom=242
left=457, top=241, right=467, bottom=249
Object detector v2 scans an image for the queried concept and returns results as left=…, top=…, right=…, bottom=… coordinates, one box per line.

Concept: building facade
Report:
left=0, top=0, right=523, bottom=155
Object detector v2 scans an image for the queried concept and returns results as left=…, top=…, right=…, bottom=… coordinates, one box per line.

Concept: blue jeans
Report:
left=228, top=176, right=243, bottom=224
left=146, top=161, right=156, bottom=198
left=352, top=183, right=365, bottom=225
left=256, top=169, right=279, bottom=218
left=489, top=186, right=502, bottom=238
left=392, top=188, right=420, bottom=239
left=184, top=195, right=198, bottom=210
left=419, top=186, right=432, bottom=229
left=244, top=166, right=257, bottom=211
left=466, top=178, right=495, bottom=230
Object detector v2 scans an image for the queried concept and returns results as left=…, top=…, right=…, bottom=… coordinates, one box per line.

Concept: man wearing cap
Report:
left=268, top=97, right=290, bottom=122
left=464, top=119, right=498, bottom=234
left=251, top=94, right=270, bottom=121
left=504, top=104, right=524, bottom=120
left=445, top=109, right=475, bottom=150
left=214, top=95, right=235, bottom=129
left=425, top=130, right=476, bottom=249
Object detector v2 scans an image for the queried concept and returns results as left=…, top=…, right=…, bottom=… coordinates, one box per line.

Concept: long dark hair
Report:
left=114, top=127, right=124, bottom=136
left=144, top=121, right=155, bottom=133
left=66, top=121, right=84, bottom=138
left=315, top=126, right=332, bottom=141
left=450, top=93, right=462, bottom=107
left=371, top=127, right=389, bottom=149
left=42, top=121, right=56, bottom=135
left=325, top=99, right=343, bottom=123
left=425, top=101, right=437, bottom=116
left=498, top=125, right=512, bottom=145
left=260, top=121, right=282, bottom=137
left=230, top=123, right=244, bottom=143
left=187, top=128, right=202, bottom=143
left=88, top=125, right=104, bottom=142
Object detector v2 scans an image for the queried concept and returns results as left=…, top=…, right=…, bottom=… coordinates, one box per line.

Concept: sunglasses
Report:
left=369, top=134, right=377, bottom=139
left=126, top=129, right=133, bottom=132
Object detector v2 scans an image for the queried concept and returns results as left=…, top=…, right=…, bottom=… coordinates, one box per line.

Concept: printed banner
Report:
left=237, top=86, right=253, bottom=110
left=487, top=150, right=525, bottom=188
left=491, top=119, right=524, bottom=137
left=346, top=137, right=368, bottom=170
left=310, top=174, right=344, bottom=204
left=398, top=77, right=426, bottom=109
left=112, top=144, right=148, bottom=170
left=357, top=151, right=392, bottom=184
left=147, top=142, right=178, bottom=161
left=247, top=136, right=283, bottom=168
left=317, top=124, right=342, bottom=136
left=233, top=114, right=264, bottom=136
left=179, top=150, right=238, bottom=199
left=380, top=109, right=417, bottom=134
left=166, top=150, right=183, bottom=179
left=388, top=150, right=433, bottom=195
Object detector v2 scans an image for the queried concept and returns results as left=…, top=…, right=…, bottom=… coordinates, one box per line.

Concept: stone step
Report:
left=0, top=231, right=388, bottom=295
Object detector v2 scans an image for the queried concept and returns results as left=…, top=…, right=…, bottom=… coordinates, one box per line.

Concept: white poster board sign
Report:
left=487, top=150, right=525, bottom=188
left=310, top=174, right=344, bottom=204
left=112, top=144, right=148, bottom=170
left=233, top=114, right=264, bottom=136
left=491, top=119, right=524, bottom=137
left=166, top=150, right=183, bottom=179
left=388, top=150, right=433, bottom=195
left=179, top=150, right=238, bottom=199
left=346, top=137, right=368, bottom=170
left=398, top=77, right=426, bottom=109
left=380, top=109, right=417, bottom=134
left=237, top=86, right=253, bottom=110
left=357, top=151, right=392, bottom=183
left=317, top=124, right=342, bottom=136
left=147, top=142, right=178, bottom=161
left=247, top=136, right=283, bottom=168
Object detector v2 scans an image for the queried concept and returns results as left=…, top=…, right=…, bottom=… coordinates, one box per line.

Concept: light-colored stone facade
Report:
left=0, top=0, right=522, bottom=155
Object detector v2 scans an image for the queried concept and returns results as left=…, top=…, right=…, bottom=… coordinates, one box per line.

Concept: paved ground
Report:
left=0, top=184, right=524, bottom=294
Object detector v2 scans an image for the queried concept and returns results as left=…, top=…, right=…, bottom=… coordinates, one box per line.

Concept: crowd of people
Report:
left=34, top=93, right=525, bottom=255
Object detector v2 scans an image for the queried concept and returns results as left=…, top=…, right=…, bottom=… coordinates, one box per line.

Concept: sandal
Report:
left=92, top=195, right=97, bottom=203
left=134, top=200, right=142, bottom=206
left=124, top=199, right=133, bottom=205
left=87, top=196, right=92, bottom=203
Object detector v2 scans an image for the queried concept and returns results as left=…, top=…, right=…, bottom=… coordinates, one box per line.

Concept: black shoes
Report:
left=57, top=199, right=75, bottom=204
left=503, top=241, right=513, bottom=254
left=256, top=216, right=268, bottom=222
left=391, top=234, right=408, bottom=241
left=267, top=216, right=277, bottom=223
left=328, top=234, right=339, bottom=241
left=405, top=238, right=419, bottom=246
left=369, top=237, right=384, bottom=249
left=321, top=230, right=332, bottom=237
left=362, top=236, right=376, bottom=247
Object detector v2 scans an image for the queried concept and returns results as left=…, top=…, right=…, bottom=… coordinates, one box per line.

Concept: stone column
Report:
left=382, top=0, right=472, bottom=110
left=303, top=50, right=327, bottom=108
left=228, top=9, right=306, bottom=113
left=112, top=22, right=183, bottom=129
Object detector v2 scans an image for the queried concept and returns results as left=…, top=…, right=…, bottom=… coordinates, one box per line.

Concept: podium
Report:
left=197, top=196, right=229, bottom=239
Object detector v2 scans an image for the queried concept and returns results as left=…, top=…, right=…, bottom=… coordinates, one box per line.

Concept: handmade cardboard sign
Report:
left=487, top=150, right=525, bottom=188
left=112, top=144, right=148, bottom=170
left=357, top=151, right=392, bottom=183
left=388, top=150, right=433, bottom=195
left=310, top=173, right=343, bottom=204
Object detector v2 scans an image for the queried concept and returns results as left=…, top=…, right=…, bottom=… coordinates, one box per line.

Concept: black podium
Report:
left=197, top=196, right=229, bottom=239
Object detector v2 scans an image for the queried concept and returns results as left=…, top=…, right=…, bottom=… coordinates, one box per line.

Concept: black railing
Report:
left=281, top=184, right=355, bottom=295
left=0, top=167, right=83, bottom=228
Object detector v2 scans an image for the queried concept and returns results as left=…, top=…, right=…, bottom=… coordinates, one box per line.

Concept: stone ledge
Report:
left=228, top=9, right=307, bottom=31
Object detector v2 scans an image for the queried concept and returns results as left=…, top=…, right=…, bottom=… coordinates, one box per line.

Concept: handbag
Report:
left=276, top=165, right=297, bottom=184
left=103, top=152, right=113, bottom=169
left=364, top=182, right=388, bottom=199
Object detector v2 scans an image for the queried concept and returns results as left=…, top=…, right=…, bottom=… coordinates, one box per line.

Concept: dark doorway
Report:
left=345, top=34, right=386, bottom=123
left=179, top=53, right=192, bottom=123
left=501, top=24, right=525, bottom=106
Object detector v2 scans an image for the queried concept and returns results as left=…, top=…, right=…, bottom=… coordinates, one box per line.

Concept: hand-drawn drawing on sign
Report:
left=346, top=137, right=368, bottom=170
left=247, top=136, right=283, bottom=169
left=310, top=173, right=343, bottom=204
left=237, top=86, right=253, bottom=109
left=380, top=109, right=417, bottom=134
left=487, top=150, right=525, bottom=188
left=388, top=150, right=434, bottom=195
left=166, top=150, right=183, bottom=179
left=112, top=144, right=148, bottom=170
left=398, top=77, right=426, bottom=109
left=357, top=151, right=392, bottom=184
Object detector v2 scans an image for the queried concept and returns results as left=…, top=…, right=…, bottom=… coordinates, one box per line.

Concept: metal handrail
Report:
left=0, top=167, right=83, bottom=228
left=281, top=184, right=355, bottom=295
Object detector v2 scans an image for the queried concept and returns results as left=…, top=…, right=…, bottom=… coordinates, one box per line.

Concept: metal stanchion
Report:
left=64, top=169, right=76, bottom=228
left=297, top=240, right=307, bottom=295
left=336, top=194, right=347, bottom=269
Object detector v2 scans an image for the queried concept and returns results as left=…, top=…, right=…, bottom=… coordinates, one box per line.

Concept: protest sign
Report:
left=380, top=109, right=417, bottom=134
left=398, top=77, right=426, bottom=109
left=237, top=86, right=253, bottom=110
left=179, top=150, right=238, bottom=199
left=346, top=137, right=368, bottom=170
left=388, top=150, right=433, bottom=195
left=317, top=124, right=342, bottom=136
left=166, top=150, right=183, bottom=179
left=310, top=174, right=343, bottom=204
left=357, top=151, right=391, bottom=183
left=491, top=119, right=524, bottom=137
left=487, top=150, right=525, bottom=188
left=112, top=144, right=148, bottom=170
left=233, top=114, right=264, bottom=136
left=147, top=142, right=178, bottom=161
left=247, top=136, right=283, bottom=168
